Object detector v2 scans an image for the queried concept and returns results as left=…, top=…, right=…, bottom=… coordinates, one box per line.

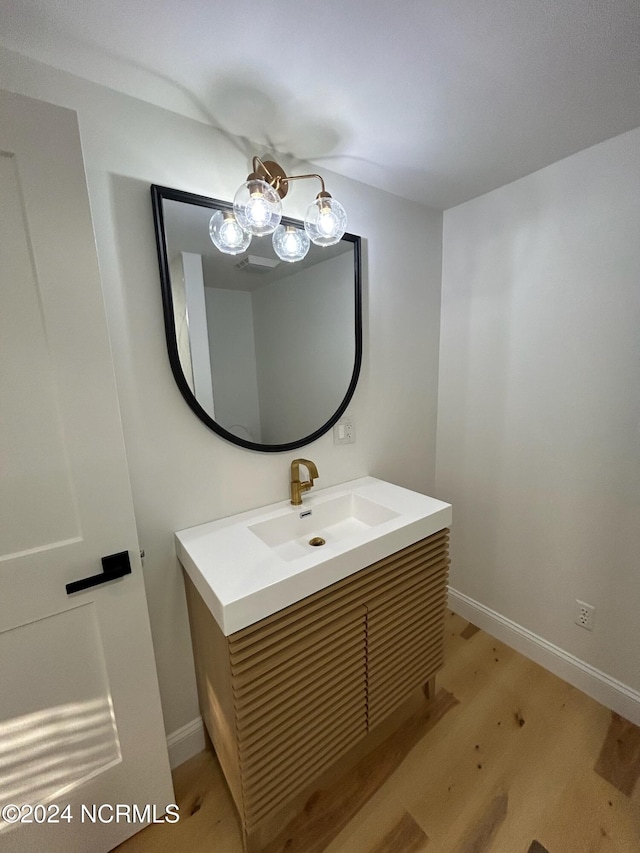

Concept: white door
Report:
left=0, top=90, right=174, bottom=852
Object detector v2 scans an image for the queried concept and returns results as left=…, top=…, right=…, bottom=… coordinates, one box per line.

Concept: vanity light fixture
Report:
left=209, top=210, right=252, bottom=255
left=272, top=224, right=310, bottom=263
left=208, top=156, right=347, bottom=261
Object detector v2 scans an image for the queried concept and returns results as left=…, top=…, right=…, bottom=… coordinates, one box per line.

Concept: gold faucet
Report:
left=290, top=458, right=319, bottom=506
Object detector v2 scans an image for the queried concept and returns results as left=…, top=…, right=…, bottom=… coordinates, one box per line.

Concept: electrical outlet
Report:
left=574, top=600, right=595, bottom=631
left=333, top=416, right=355, bottom=445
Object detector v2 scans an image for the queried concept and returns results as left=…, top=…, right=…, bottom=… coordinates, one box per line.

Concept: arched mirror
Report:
left=151, top=185, right=362, bottom=451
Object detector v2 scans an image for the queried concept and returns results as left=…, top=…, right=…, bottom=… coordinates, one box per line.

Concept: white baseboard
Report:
left=166, top=717, right=206, bottom=769
left=448, top=587, right=640, bottom=726
left=164, top=591, right=640, bottom=767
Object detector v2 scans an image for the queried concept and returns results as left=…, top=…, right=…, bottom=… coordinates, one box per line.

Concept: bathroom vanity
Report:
left=176, top=477, right=451, bottom=851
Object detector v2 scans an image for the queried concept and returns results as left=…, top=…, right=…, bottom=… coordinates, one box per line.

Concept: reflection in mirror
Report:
left=151, top=186, right=362, bottom=452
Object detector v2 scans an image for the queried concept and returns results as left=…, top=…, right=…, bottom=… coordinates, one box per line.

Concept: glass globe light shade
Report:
left=209, top=210, right=251, bottom=255
left=272, top=225, right=310, bottom=263
left=233, top=179, right=282, bottom=236
left=304, top=196, right=347, bottom=247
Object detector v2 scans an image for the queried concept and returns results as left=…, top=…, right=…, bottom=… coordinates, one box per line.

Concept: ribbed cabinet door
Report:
left=366, top=530, right=450, bottom=728
left=208, top=529, right=450, bottom=831
left=229, top=604, right=367, bottom=829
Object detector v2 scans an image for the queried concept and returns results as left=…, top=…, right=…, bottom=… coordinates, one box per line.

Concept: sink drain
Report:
left=308, top=536, right=326, bottom=547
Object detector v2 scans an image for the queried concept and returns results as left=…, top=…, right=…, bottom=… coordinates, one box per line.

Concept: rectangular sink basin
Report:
left=176, top=477, right=452, bottom=635
left=249, top=493, right=399, bottom=561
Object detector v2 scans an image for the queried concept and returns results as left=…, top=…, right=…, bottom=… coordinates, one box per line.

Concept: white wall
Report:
left=437, top=128, right=640, bottom=702
left=0, top=47, right=443, bottom=739
left=206, top=287, right=262, bottom=442
left=252, top=252, right=354, bottom=443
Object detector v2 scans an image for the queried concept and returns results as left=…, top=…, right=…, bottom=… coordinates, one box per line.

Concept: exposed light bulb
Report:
left=246, top=195, right=271, bottom=228
left=317, top=209, right=339, bottom=237
left=219, top=218, right=245, bottom=247
left=233, top=179, right=282, bottom=236
left=209, top=211, right=251, bottom=255
left=284, top=231, right=299, bottom=253
left=304, top=195, right=347, bottom=247
left=272, top=225, right=310, bottom=262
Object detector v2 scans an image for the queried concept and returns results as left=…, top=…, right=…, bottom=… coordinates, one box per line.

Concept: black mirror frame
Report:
left=150, top=184, right=363, bottom=452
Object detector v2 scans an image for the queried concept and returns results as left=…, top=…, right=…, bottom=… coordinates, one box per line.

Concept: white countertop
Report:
left=175, top=476, right=452, bottom=636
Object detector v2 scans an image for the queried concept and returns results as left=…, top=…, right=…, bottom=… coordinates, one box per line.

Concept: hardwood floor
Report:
left=114, top=612, right=640, bottom=852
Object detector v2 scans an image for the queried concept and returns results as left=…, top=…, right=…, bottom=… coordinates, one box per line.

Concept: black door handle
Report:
left=66, top=551, right=132, bottom=595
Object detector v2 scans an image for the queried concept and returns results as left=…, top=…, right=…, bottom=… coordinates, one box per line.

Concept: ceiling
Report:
left=1, top=0, right=639, bottom=209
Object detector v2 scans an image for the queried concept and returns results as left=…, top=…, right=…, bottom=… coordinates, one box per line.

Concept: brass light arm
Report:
left=279, top=171, right=327, bottom=195
left=251, top=156, right=277, bottom=182
left=250, top=156, right=327, bottom=200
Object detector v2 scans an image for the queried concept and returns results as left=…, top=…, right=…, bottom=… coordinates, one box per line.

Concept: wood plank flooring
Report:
left=114, top=612, right=640, bottom=852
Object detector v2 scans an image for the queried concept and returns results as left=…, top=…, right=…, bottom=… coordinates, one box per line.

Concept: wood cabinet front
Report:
left=183, top=527, right=449, bottom=848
